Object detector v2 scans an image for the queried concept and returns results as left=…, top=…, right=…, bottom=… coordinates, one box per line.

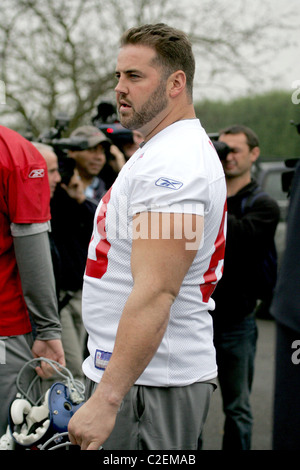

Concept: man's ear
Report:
left=250, top=146, right=260, bottom=163
left=168, top=70, right=186, bottom=98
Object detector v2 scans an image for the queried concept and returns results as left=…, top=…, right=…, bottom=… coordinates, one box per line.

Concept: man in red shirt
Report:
left=0, top=126, right=65, bottom=437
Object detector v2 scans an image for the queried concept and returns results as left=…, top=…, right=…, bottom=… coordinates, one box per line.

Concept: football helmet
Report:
left=1, top=357, right=85, bottom=450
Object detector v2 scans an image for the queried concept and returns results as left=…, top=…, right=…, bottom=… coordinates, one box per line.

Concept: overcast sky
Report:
left=192, top=0, right=300, bottom=101
left=250, top=0, right=299, bottom=95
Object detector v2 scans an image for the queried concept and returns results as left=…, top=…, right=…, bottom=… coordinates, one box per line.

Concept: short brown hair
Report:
left=120, top=23, right=195, bottom=100
left=219, top=125, right=259, bottom=150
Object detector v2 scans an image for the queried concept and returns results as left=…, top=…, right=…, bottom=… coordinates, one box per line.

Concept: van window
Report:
left=263, top=171, right=286, bottom=201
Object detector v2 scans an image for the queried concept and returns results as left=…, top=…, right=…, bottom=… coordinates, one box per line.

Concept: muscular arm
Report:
left=68, top=212, right=203, bottom=450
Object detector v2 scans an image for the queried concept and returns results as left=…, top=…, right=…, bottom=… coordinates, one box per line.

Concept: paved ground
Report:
left=201, top=318, right=276, bottom=450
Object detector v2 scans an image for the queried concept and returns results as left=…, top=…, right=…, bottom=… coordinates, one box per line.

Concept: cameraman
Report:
left=209, top=125, right=280, bottom=450
left=68, top=125, right=125, bottom=202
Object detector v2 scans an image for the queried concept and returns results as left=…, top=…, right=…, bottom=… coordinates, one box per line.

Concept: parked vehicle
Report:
left=252, top=160, right=292, bottom=319
left=252, top=160, right=290, bottom=266
left=252, top=160, right=290, bottom=222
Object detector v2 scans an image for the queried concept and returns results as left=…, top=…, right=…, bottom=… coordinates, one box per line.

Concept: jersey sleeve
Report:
left=7, top=144, right=51, bottom=224
left=129, top=148, right=210, bottom=218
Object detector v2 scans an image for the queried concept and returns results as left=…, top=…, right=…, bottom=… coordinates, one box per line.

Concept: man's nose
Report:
left=115, top=77, right=128, bottom=95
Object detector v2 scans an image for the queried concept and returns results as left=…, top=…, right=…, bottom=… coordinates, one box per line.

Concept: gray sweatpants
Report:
left=0, top=333, right=41, bottom=436
left=85, top=378, right=215, bottom=450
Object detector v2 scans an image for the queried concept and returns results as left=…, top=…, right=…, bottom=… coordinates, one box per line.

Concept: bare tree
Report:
left=187, top=0, right=298, bottom=99
left=0, top=0, right=295, bottom=137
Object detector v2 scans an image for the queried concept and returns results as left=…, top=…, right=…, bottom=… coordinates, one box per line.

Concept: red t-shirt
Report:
left=0, top=126, right=51, bottom=336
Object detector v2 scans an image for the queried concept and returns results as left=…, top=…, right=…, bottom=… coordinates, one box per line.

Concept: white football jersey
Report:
left=82, top=119, right=227, bottom=386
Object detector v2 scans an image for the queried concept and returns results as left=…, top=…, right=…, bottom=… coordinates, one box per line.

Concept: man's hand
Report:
left=68, top=383, right=120, bottom=450
left=109, top=144, right=126, bottom=172
left=31, top=338, right=65, bottom=378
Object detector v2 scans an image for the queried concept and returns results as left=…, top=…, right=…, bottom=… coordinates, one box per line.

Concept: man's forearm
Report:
left=13, top=228, right=61, bottom=340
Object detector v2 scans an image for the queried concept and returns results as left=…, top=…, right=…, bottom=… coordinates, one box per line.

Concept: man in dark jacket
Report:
left=271, top=159, right=300, bottom=450
left=210, top=125, right=280, bottom=450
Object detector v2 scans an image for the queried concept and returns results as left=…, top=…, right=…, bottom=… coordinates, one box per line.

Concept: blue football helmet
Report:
left=1, top=357, right=85, bottom=450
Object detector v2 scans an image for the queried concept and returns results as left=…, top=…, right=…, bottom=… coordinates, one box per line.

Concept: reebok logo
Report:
left=28, top=169, right=45, bottom=178
left=155, top=177, right=183, bottom=190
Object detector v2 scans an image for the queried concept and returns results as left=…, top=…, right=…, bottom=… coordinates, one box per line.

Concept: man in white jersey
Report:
left=68, top=23, right=227, bottom=450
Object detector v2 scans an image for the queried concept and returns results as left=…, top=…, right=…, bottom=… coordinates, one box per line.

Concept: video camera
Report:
left=208, top=133, right=232, bottom=160
left=37, top=102, right=133, bottom=183
left=37, top=113, right=85, bottom=185
left=38, top=112, right=92, bottom=152
left=91, top=101, right=134, bottom=149
left=212, top=140, right=233, bottom=160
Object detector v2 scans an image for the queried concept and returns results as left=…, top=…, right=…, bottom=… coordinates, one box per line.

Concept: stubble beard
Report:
left=119, top=79, right=168, bottom=131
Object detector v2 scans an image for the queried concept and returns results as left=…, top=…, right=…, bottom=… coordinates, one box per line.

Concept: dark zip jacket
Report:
left=211, top=180, right=280, bottom=328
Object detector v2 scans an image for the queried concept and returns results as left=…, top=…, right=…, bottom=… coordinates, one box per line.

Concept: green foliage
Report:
left=195, top=90, right=300, bottom=160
